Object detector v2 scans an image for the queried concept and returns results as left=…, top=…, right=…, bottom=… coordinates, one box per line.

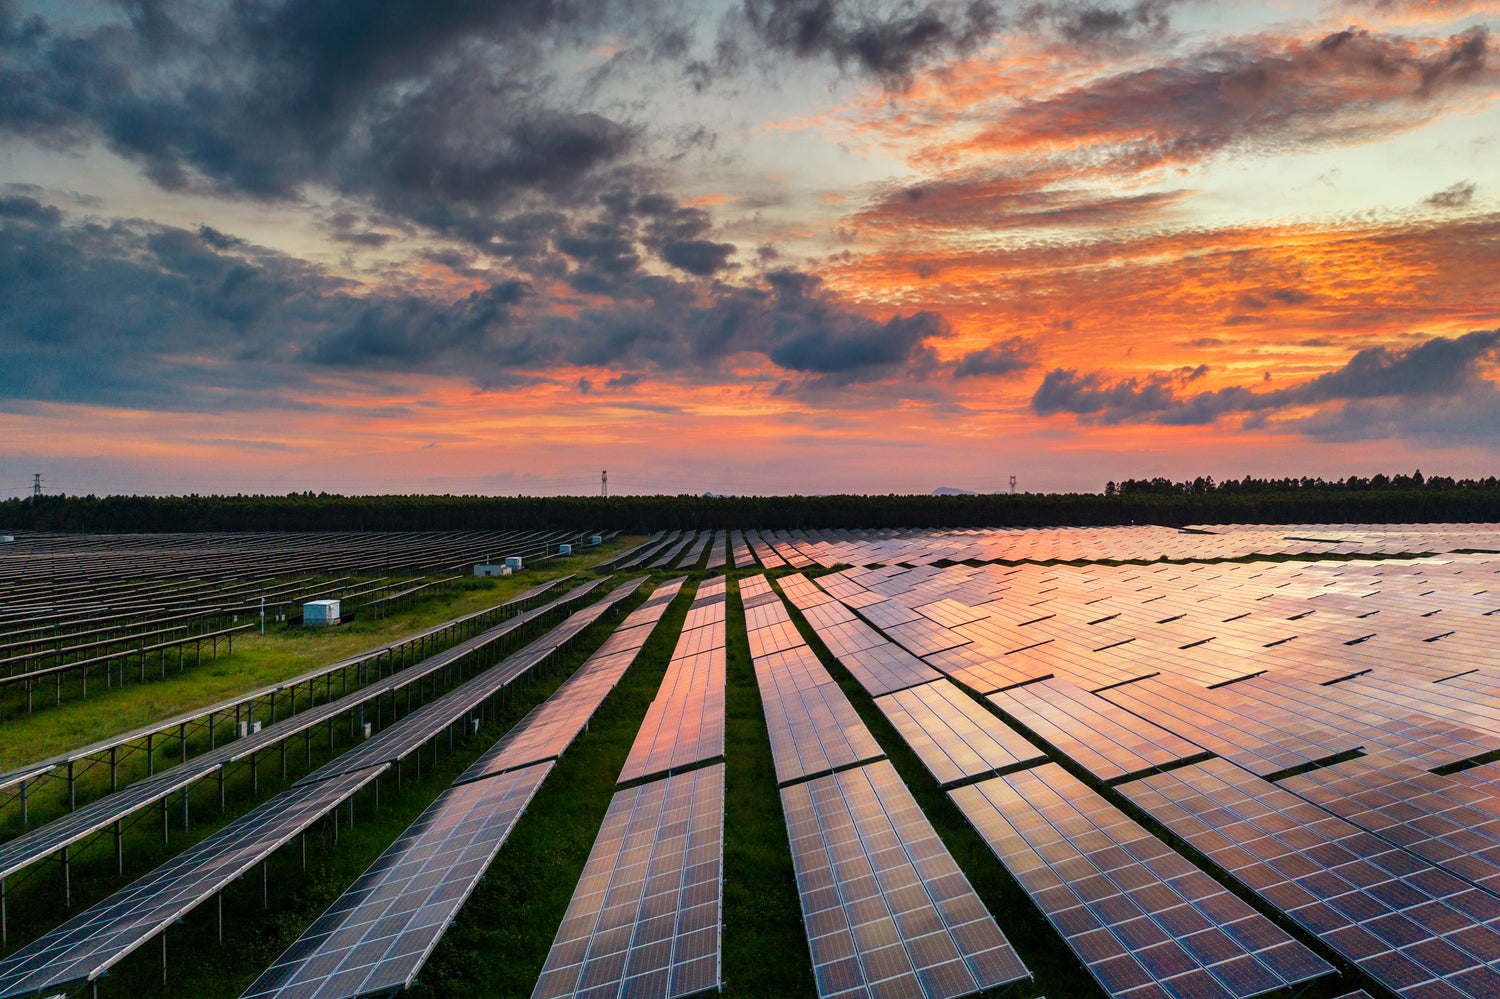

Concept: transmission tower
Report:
left=31, top=473, right=42, bottom=499
left=1009, top=474, right=1016, bottom=495
left=602, top=470, right=608, bottom=498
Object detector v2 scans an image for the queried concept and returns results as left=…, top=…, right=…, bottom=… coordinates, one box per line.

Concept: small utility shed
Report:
left=303, top=599, right=341, bottom=626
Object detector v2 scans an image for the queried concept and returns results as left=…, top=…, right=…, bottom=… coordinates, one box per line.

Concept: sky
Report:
left=1, top=0, right=1497, bottom=498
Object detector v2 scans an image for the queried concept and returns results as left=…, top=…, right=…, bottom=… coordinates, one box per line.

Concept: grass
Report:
left=765, top=572, right=1091, bottom=999
left=718, top=574, right=818, bottom=998
left=407, top=576, right=697, bottom=998
left=412, top=572, right=816, bottom=999
left=0, top=570, right=658, bottom=997
left=0, top=539, right=642, bottom=814
left=0, top=552, right=1378, bottom=999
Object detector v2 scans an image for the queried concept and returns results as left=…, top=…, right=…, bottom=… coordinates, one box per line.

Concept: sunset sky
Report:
left=2, top=0, right=1497, bottom=497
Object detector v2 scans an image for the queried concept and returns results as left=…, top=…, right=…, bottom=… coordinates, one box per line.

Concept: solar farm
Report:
left=1, top=524, right=1500, bottom=999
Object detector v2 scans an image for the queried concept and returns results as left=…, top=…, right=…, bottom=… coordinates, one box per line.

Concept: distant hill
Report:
left=931, top=486, right=977, bottom=496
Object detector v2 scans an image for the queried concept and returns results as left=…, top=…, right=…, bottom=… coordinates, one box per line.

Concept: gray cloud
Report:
left=0, top=206, right=949, bottom=410
left=953, top=339, right=1034, bottom=377
left=1425, top=180, right=1477, bottom=208
left=738, top=0, right=999, bottom=87
left=1030, top=330, right=1500, bottom=436
left=1019, top=0, right=1175, bottom=47
left=0, top=193, right=61, bottom=224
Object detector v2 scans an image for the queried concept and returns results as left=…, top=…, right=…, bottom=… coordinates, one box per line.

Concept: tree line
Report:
left=1107, top=471, right=1498, bottom=495
left=3, top=475, right=1499, bottom=534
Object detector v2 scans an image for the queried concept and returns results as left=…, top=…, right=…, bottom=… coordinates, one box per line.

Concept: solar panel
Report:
left=740, top=577, right=888, bottom=786
left=457, top=582, right=684, bottom=785
left=874, top=680, right=1045, bottom=787
left=0, top=764, right=210, bottom=881
left=754, top=647, right=884, bottom=786
left=924, top=643, right=1053, bottom=696
left=910, top=598, right=990, bottom=630
left=1096, top=675, right=1354, bottom=777
left=302, top=581, right=634, bottom=786
left=704, top=531, right=727, bottom=570
left=618, top=585, right=726, bottom=785
left=0, top=766, right=386, bottom=999
left=241, top=761, right=553, bottom=999
left=533, top=764, right=724, bottom=999
left=951, top=764, right=1331, bottom=999
left=774, top=574, right=943, bottom=695
left=781, top=760, right=1029, bottom=999
left=986, top=678, right=1203, bottom=783
left=1278, top=755, right=1500, bottom=895
left=1119, top=759, right=1500, bottom=999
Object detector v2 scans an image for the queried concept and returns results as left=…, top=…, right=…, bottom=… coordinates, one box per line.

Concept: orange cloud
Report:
left=817, top=212, right=1500, bottom=383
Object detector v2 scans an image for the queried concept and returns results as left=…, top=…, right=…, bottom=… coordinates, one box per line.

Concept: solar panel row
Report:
left=778, top=524, right=1500, bottom=567
left=0, top=766, right=387, bottom=999
left=459, top=579, right=687, bottom=786
left=0, top=583, right=642, bottom=999
left=1277, top=754, right=1500, bottom=897
left=0, top=573, right=572, bottom=808
left=301, top=577, right=636, bottom=786
left=1120, top=759, right=1500, bottom=999
left=533, top=764, right=725, bottom=999
left=816, top=555, right=1500, bottom=722
left=0, top=576, right=616, bottom=887
left=782, top=760, right=1029, bottom=999
left=740, top=576, right=884, bottom=787
left=241, top=761, right=554, bottom=999
left=617, top=579, right=727, bottom=785
left=676, top=532, right=711, bottom=571
left=874, top=680, right=1045, bottom=788
left=778, top=574, right=938, bottom=696
left=951, top=764, right=1331, bottom=999
left=241, top=577, right=688, bottom=999
left=704, top=531, right=728, bottom=571
left=986, top=678, right=1203, bottom=784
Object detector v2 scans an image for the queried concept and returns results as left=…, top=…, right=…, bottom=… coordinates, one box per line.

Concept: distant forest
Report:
left=4, top=472, right=1499, bottom=533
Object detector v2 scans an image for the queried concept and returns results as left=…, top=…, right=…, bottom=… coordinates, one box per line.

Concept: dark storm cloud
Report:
left=1018, top=0, right=1174, bottom=47
left=659, top=239, right=737, bottom=276
left=953, top=339, right=1034, bottom=378
left=1425, top=180, right=1477, bottom=208
left=768, top=311, right=941, bottom=373
left=1032, top=364, right=1216, bottom=423
left=0, top=0, right=646, bottom=225
left=1030, top=330, right=1500, bottom=434
left=1291, top=330, right=1500, bottom=401
left=541, top=266, right=946, bottom=388
left=737, top=0, right=998, bottom=86
left=0, top=0, right=1011, bottom=224
left=0, top=207, right=948, bottom=408
left=309, top=281, right=535, bottom=367
left=0, top=194, right=61, bottom=224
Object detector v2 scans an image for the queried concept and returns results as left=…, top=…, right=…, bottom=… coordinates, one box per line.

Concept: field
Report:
left=1, top=524, right=1499, bottom=999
